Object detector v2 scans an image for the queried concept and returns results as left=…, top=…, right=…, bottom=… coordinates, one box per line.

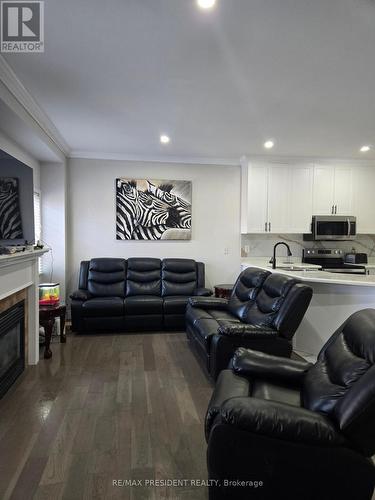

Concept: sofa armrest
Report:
left=70, top=289, right=91, bottom=301
left=218, top=324, right=277, bottom=339
left=232, top=347, right=312, bottom=385
left=220, top=397, right=346, bottom=446
left=188, top=297, right=228, bottom=310
left=194, top=287, right=213, bottom=297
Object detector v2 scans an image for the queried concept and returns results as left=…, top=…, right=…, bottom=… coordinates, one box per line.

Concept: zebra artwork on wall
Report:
left=0, top=177, right=23, bottom=240
left=116, top=178, right=192, bottom=240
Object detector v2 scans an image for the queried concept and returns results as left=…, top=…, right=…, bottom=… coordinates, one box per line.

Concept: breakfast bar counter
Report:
left=241, top=258, right=375, bottom=357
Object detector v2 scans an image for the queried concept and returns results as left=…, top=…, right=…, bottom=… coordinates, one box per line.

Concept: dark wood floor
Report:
left=0, top=332, right=213, bottom=500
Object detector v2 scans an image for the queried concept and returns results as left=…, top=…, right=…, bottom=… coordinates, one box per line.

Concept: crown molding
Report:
left=69, top=150, right=241, bottom=166
left=241, top=153, right=375, bottom=166
left=0, top=55, right=70, bottom=157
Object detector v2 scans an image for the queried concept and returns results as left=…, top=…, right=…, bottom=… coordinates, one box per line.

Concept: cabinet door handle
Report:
left=265, top=222, right=267, bottom=232
left=268, top=222, right=271, bottom=232
left=335, top=205, right=337, bottom=214
left=331, top=205, right=334, bottom=214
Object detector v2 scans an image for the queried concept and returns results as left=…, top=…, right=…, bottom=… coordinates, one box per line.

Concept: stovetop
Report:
left=302, top=248, right=366, bottom=274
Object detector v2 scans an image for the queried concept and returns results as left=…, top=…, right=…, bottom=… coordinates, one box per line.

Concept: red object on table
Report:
left=214, top=284, right=234, bottom=299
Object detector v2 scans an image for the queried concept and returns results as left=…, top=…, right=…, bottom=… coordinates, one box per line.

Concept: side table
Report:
left=214, top=284, right=234, bottom=299
left=39, top=303, right=67, bottom=359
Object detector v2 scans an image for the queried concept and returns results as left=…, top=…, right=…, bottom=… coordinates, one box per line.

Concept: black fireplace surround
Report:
left=0, top=301, right=25, bottom=399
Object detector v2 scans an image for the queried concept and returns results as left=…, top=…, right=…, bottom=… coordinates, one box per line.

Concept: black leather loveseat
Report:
left=70, top=257, right=211, bottom=333
left=205, top=309, right=375, bottom=500
left=186, top=267, right=312, bottom=379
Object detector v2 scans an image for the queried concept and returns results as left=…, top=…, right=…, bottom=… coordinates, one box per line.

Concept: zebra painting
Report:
left=116, top=178, right=192, bottom=240
left=0, top=177, right=23, bottom=240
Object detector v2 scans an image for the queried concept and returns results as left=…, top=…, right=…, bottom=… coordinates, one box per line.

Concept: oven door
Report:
left=313, top=216, right=356, bottom=240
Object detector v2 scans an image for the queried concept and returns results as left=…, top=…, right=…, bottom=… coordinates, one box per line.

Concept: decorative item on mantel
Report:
left=39, top=283, right=60, bottom=306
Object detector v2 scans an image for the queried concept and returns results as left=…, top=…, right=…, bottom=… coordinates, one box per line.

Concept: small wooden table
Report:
left=214, top=284, right=234, bottom=299
left=39, top=303, right=66, bottom=359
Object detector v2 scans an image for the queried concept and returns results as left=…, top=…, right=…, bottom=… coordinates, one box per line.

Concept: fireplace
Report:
left=0, top=301, right=25, bottom=399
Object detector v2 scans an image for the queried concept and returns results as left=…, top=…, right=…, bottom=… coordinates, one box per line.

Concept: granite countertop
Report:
left=241, top=257, right=375, bottom=287
left=345, top=259, right=375, bottom=269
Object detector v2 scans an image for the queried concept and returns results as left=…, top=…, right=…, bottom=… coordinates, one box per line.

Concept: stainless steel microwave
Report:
left=312, top=215, right=357, bottom=241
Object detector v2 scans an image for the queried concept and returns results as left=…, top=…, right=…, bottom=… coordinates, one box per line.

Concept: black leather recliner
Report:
left=205, top=308, right=375, bottom=500
left=186, top=267, right=312, bottom=379
left=70, top=257, right=211, bottom=332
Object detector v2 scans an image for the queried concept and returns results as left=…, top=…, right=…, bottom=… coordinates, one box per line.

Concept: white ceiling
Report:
left=3, top=0, right=375, bottom=161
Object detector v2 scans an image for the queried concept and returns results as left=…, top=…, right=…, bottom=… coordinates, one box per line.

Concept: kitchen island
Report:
left=241, top=258, right=375, bottom=357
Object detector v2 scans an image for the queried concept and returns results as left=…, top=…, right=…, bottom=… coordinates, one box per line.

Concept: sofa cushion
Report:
left=82, top=297, right=124, bottom=317
left=124, top=295, right=163, bottom=315
left=228, top=268, right=270, bottom=320
left=192, top=319, right=222, bottom=353
left=251, top=380, right=301, bottom=407
left=163, top=296, right=189, bottom=315
left=186, top=305, right=216, bottom=328
left=244, top=273, right=298, bottom=327
left=209, top=310, right=241, bottom=323
left=126, top=258, right=161, bottom=296
left=162, top=259, right=197, bottom=296
left=87, top=258, right=126, bottom=297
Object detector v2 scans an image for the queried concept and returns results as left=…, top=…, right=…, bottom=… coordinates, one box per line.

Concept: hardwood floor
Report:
left=0, top=332, right=213, bottom=500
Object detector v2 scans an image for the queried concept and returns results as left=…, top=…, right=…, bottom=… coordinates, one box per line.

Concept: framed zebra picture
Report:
left=116, top=178, right=192, bottom=240
left=0, top=177, right=23, bottom=240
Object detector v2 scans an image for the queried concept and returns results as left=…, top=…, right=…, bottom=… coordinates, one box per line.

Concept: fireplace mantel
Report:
left=0, top=248, right=49, bottom=365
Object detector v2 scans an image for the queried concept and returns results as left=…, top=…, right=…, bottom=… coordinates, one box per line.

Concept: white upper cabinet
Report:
left=241, top=161, right=375, bottom=235
left=313, top=165, right=335, bottom=215
left=353, top=166, right=375, bottom=234
left=267, top=165, right=291, bottom=233
left=288, top=165, right=314, bottom=233
left=313, top=165, right=353, bottom=215
left=334, top=166, right=353, bottom=214
left=241, top=162, right=313, bottom=234
left=241, top=162, right=268, bottom=233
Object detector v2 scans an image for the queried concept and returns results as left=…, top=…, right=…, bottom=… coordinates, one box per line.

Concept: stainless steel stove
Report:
left=302, top=248, right=366, bottom=275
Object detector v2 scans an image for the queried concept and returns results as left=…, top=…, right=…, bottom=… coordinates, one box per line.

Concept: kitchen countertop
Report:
left=346, top=259, right=375, bottom=270
left=241, top=257, right=375, bottom=287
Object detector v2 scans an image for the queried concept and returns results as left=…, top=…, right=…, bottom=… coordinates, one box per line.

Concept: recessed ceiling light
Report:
left=160, top=135, right=170, bottom=144
left=197, top=0, right=216, bottom=10
left=263, top=140, right=275, bottom=149
left=360, top=145, right=371, bottom=153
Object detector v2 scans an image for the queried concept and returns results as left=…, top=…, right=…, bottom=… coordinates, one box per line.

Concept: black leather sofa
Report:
left=205, top=308, right=375, bottom=500
left=70, top=257, right=211, bottom=333
left=186, top=267, right=312, bottom=379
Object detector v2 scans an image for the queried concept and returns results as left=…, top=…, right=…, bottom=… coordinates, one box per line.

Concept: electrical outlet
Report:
left=244, top=245, right=250, bottom=254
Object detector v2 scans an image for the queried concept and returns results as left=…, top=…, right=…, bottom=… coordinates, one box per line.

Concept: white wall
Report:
left=67, top=158, right=241, bottom=297
left=40, top=162, right=67, bottom=299
left=0, top=130, right=40, bottom=189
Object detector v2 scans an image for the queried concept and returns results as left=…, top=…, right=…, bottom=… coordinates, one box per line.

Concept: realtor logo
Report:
left=1, top=1, right=44, bottom=52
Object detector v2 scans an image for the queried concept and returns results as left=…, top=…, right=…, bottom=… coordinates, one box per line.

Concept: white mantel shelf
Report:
left=0, top=247, right=49, bottom=365
left=0, top=248, right=48, bottom=269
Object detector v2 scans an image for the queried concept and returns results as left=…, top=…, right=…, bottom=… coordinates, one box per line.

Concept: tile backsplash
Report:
left=241, top=233, right=375, bottom=260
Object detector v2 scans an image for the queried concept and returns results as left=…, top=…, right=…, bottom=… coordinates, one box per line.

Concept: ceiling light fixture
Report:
left=160, top=135, right=170, bottom=144
left=263, top=140, right=275, bottom=149
left=360, top=145, right=371, bottom=153
left=197, top=0, right=216, bottom=10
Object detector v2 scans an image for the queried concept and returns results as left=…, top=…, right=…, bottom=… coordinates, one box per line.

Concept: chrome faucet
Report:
left=269, top=242, right=292, bottom=269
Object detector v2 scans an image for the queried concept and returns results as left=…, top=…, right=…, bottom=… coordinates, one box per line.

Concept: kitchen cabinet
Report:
left=241, top=163, right=268, bottom=233
left=313, top=165, right=353, bottom=215
left=353, top=166, right=375, bottom=234
left=288, top=165, right=314, bottom=233
left=241, top=162, right=313, bottom=234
